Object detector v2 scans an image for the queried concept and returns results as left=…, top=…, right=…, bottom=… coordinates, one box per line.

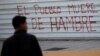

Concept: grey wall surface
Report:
left=0, top=0, right=100, bottom=39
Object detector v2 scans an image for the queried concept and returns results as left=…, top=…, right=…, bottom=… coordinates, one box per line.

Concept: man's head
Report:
left=12, top=16, right=27, bottom=31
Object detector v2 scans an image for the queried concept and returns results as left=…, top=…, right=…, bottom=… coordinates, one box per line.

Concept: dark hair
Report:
left=12, top=16, right=27, bottom=29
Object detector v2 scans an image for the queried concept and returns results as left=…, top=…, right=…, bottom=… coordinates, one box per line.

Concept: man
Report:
left=1, top=16, right=43, bottom=56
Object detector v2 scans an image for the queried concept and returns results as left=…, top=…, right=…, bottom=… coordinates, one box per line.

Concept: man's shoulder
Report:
left=14, top=33, right=36, bottom=39
left=3, top=35, right=14, bottom=45
left=24, top=33, right=37, bottom=40
left=4, top=33, right=36, bottom=43
left=26, top=33, right=36, bottom=38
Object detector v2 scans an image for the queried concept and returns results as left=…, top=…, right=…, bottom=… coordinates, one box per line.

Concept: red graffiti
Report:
left=17, top=5, right=29, bottom=15
left=16, top=3, right=97, bottom=32
left=89, top=16, right=96, bottom=32
left=31, top=17, right=44, bottom=30
left=50, top=17, right=68, bottom=31
left=50, top=17, right=59, bottom=31
left=50, top=16, right=96, bottom=32
left=34, top=4, right=61, bottom=14
left=68, top=3, right=98, bottom=14
left=58, top=17, right=67, bottom=31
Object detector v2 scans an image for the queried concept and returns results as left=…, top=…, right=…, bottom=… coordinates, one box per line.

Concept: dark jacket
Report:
left=1, top=30, right=43, bottom=56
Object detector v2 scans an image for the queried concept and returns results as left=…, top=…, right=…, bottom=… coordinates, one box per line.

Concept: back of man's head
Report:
left=12, top=16, right=27, bottom=30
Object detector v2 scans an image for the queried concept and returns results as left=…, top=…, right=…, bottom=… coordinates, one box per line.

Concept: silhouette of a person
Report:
left=1, top=16, right=43, bottom=56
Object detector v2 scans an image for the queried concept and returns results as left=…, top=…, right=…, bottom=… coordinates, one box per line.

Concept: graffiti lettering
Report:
left=31, top=17, right=44, bottom=30
left=34, top=4, right=61, bottom=14
left=17, top=5, right=29, bottom=15
left=50, top=16, right=96, bottom=32
left=68, top=3, right=97, bottom=14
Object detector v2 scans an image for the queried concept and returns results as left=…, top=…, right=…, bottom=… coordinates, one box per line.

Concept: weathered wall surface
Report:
left=0, top=0, right=100, bottom=39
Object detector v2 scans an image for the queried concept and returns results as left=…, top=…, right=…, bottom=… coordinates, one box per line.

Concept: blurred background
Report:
left=0, top=0, right=100, bottom=55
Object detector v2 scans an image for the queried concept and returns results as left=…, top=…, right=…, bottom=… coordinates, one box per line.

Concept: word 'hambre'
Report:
left=31, top=16, right=96, bottom=32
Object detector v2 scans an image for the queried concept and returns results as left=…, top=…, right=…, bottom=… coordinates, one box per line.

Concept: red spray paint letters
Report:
left=68, top=3, right=98, bottom=14
left=34, top=4, right=61, bottom=14
left=50, top=16, right=96, bottom=32
left=31, top=17, right=44, bottom=30
left=16, top=3, right=97, bottom=32
left=17, top=5, right=30, bottom=15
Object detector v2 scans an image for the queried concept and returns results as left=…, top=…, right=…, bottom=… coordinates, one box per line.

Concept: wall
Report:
left=0, top=0, right=100, bottom=40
